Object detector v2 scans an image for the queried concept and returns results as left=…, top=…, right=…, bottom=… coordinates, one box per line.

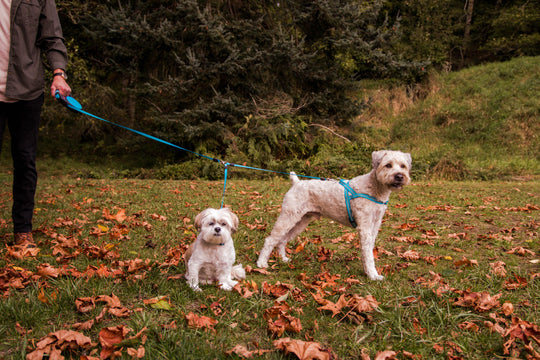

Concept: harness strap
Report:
left=339, top=179, right=388, bottom=228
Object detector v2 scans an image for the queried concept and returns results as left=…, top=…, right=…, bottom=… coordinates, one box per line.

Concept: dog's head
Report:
left=194, top=207, right=239, bottom=245
left=372, top=150, right=412, bottom=191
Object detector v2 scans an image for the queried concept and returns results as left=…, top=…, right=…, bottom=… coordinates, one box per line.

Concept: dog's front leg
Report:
left=185, top=262, right=203, bottom=291
left=357, top=226, right=384, bottom=281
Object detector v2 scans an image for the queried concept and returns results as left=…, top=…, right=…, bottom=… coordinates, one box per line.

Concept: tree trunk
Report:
left=462, top=0, right=475, bottom=67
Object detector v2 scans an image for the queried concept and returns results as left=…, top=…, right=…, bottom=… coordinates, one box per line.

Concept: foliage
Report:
left=45, top=0, right=426, bottom=163
left=385, top=0, right=540, bottom=69
left=37, top=1, right=539, bottom=178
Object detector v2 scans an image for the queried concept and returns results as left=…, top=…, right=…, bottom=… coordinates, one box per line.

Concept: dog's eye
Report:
left=385, top=163, right=392, bottom=168
left=401, top=164, right=407, bottom=169
left=209, top=222, right=214, bottom=226
left=221, top=222, right=227, bottom=226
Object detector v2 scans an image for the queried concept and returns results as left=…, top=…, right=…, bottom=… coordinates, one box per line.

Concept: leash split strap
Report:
left=338, top=179, right=388, bottom=228
left=55, top=91, right=326, bottom=207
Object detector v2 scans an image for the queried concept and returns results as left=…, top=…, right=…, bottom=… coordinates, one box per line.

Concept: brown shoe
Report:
left=14, top=232, right=34, bottom=245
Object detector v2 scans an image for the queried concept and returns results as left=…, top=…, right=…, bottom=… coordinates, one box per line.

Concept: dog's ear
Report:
left=405, top=153, right=412, bottom=169
left=223, top=207, right=239, bottom=233
left=371, top=150, right=387, bottom=169
left=194, top=209, right=210, bottom=231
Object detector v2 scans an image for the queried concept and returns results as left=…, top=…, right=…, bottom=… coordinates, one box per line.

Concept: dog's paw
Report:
left=256, top=259, right=268, bottom=268
left=281, top=255, right=290, bottom=263
left=368, top=273, right=385, bottom=281
left=220, top=280, right=238, bottom=291
left=190, top=284, right=203, bottom=292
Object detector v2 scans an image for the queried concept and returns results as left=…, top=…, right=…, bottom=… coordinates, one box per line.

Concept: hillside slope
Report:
left=356, top=56, right=539, bottom=180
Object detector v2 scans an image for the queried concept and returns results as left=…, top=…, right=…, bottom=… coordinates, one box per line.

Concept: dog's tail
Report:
left=290, top=172, right=300, bottom=185
left=231, top=264, right=246, bottom=280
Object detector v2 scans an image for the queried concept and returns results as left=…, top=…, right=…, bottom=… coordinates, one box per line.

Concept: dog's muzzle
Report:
left=213, top=227, right=222, bottom=235
left=392, top=173, right=406, bottom=187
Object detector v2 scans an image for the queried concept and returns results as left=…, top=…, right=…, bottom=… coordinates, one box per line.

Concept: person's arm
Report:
left=37, top=0, right=70, bottom=97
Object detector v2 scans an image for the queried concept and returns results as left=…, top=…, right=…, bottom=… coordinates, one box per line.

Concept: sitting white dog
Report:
left=185, top=207, right=246, bottom=291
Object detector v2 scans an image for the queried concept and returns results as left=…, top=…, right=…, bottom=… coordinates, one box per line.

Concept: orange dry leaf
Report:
left=453, top=290, right=501, bottom=312
left=490, top=261, right=507, bottom=277
left=26, top=330, right=93, bottom=360
left=76, top=297, right=96, bottom=313
left=459, top=321, right=480, bottom=332
left=264, top=302, right=302, bottom=337
left=315, top=293, right=349, bottom=317
left=504, top=274, right=528, bottom=290
left=453, top=256, right=479, bottom=267
left=185, top=312, right=218, bottom=332
left=273, top=337, right=331, bottom=360
left=99, top=325, right=132, bottom=359
left=36, top=263, right=62, bottom=278
left=262, top=281, right=292, bottom=298
left=6, top=243, right=41, bottom=259
left=502, top=302, right=514, bottom=316
left=374, top=350, right=398, bottom=360
left=348, top=294, right=380, bottom=313
left=37, top=286, right=58, bottom=305
left=72, top=319, right=95, bottom=331
left=102, top=208, right=127, bottom=223
left=399, top=250, right=420, bottom=261
left=96, top=294, right=123, bottom=308
left=127, top=346, right=145, bottom=359
left=503, top=317, right=540, bottom=357
left=225, top=344, right=272, bottom=358
left=234, top=279, right=258, bottom=298
left=506, top=247, right=535, bottom=256
left=317, top=246, right=336, bottom=261
left=412, top=318, right=427, bottom=335
left=150, top=213, right=167, bottom=221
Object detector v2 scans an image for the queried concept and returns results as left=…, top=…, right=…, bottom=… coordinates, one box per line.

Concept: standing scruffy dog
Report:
left=185, top=207, right=245, bottom=291
left=256, top=150, right=411, bottom=280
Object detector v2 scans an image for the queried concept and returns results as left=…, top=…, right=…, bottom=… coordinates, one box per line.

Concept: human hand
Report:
left=50, top=70, right=71, bottom=98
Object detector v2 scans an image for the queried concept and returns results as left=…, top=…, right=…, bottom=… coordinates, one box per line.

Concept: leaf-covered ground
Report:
left=0, top=175, right=538, bottom=359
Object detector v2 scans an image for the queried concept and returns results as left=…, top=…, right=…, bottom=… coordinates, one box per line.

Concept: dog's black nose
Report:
left=394, top=173, right=404, bottom=182
left=214, top=227, right=221, bottom=233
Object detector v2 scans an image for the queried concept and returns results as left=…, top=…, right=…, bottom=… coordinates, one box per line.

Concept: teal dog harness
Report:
left=339, top=179, right=388, bottom=228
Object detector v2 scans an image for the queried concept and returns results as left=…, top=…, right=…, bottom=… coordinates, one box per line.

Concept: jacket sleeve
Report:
left=37, top=0, right=68, bottom=71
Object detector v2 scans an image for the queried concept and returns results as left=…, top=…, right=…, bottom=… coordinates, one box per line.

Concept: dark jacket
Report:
left=6, top=0, right=68, bottom=100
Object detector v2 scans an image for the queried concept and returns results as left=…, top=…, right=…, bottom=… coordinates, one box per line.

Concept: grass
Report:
left=0, top=165, right=538, bottom=359
left=356, top=56, right=540, bottom=180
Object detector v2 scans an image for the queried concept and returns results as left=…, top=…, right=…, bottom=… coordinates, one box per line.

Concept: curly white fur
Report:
left=256, top=150, right=412, bottom=280
left=185, top=208, right=245, bottom=291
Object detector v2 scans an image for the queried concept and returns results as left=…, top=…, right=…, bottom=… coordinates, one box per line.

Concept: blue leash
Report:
left=338, top=179, right=388, bottom=228
left=55, top=91, right=326, bottom=207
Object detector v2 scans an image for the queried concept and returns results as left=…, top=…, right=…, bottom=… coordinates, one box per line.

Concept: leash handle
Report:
left=55, top=90, right=83, bottom=111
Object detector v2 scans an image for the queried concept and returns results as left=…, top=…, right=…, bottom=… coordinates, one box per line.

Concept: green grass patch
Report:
left=0, top=170, right=538, bottom=359
left=358, top=56, right=540, bottom=180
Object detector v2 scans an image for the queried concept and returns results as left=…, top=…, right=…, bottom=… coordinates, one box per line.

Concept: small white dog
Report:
left=256, top=150, right=411, bottom=280
left=185, top=207, right=246, bottom=291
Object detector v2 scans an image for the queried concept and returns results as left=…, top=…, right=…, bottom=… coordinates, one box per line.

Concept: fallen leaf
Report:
left=27, top=330, right=93, bottom=360
left=185, top=312, right=218, bottom=332
left=490, top=261, right=507, bottom=277
left=453, top=290, right=501, bottom=312
left=273, top=337, right=331, bottom=360
left=99, top=325, right=132, bottom=359
left=374, top=350, right=398, bottom=360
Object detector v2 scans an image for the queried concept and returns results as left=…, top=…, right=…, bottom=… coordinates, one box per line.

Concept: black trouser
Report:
left=0, top=94, right=44, bottom=233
